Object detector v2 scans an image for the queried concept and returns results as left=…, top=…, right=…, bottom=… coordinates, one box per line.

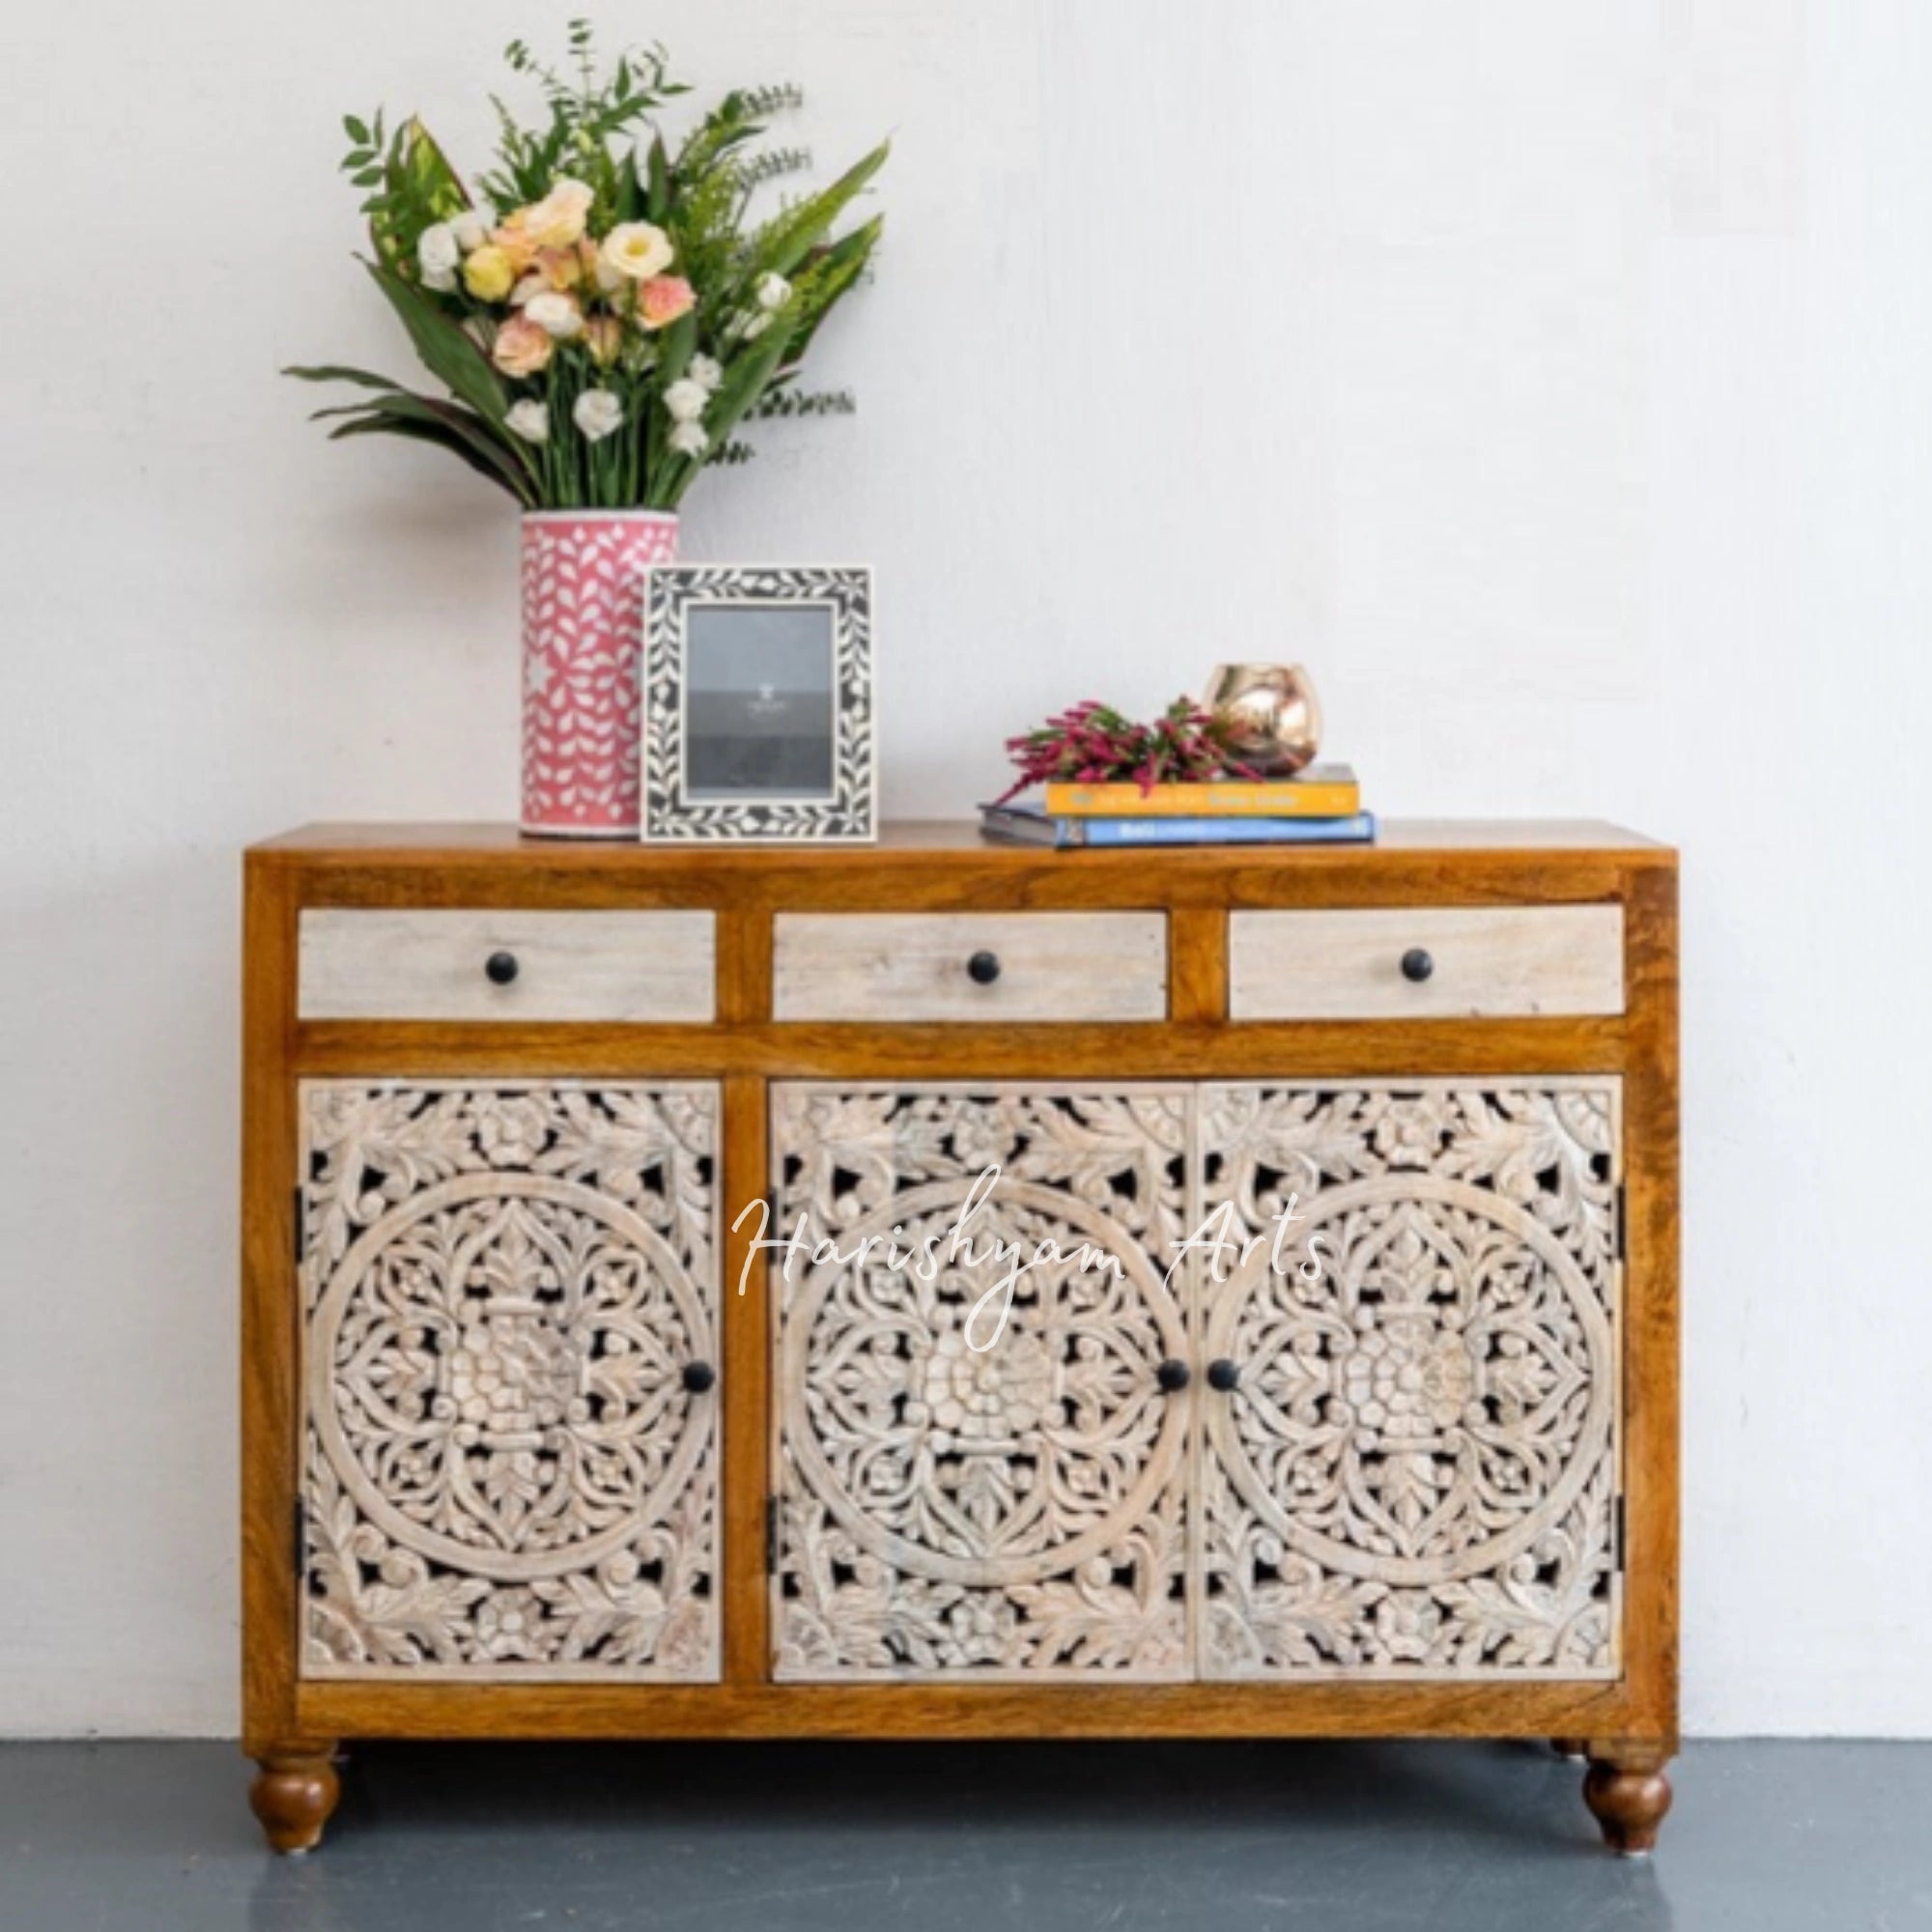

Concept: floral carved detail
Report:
left=1198, top=1083, right=1622, bottom=1679
left=772, top=1086, right=1193, bottom=1680
left=300, top=1082, right=719, bottom=1678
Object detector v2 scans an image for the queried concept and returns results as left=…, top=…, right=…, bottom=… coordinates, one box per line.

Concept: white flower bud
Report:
left=572, top=389, right=624, bottom=442
left=505, top=400, right=550, bottom=443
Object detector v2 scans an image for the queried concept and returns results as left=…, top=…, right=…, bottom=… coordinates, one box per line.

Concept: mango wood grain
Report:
left=1614, top=865, right=1682, bottom=1752
left=298, top=908, right=717, bottom=1022
left=290, top=1018, right=1631, bottom=1080
left=241, top=856, right=299, bottom=1755
left=1168, top=907, right=1227, bottom=1023
left=773, top=912, right=1169, bottom=1022
left=1229, top=906, right=1626, bottom=1020
left=721, top=1074, right=771, bottom=1684
left=242, top=823, right=1681, bottom=1853
left=258, top=818, right=1670, bottom=857
left=293, top=1679, right=1641, bottom=1742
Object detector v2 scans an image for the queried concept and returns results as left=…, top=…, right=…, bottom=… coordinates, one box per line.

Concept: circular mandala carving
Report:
left=781, top=1178, right=1189, bottom=1591
left=311, top=1171, right=710, bottom=1584
left=1203, top=1173, right=1613, bottom=1590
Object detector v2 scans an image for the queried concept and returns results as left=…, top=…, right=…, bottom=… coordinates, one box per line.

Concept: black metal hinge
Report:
left=1613, top=1494, right=1627, bottom=1572
left=1615, top=1182, right=1628, bottom=1258
left=293, top=1495, right=307, bottom=1577
left=765, top=1496, right=780, bottom=1576
left=293, top=1186, right=304, bottom=1266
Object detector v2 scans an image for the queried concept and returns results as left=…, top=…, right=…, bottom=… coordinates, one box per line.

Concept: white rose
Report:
left=524, top=291, right=584, bottom=340
left=687, top=354, right=724, bottom=391
left=506, top=400, right=550, bottom=443
left=756, top=271, right=791, bottom=310
left=663, top=378, right=709, bottom=423
left=417, top=222, right=460, bottom=291
left=449, top=204, right=496, bottom=252
left=600, top=221, right=676, bottom=282
left=668, top=420, right=709, bottom=458
left=572, top=389, right=624, bottom=442
left=742, top=313, right=772, bottom=341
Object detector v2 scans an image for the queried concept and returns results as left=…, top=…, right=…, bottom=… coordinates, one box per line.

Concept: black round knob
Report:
left=1207, top=1358, right=1240, bottom=1393
left=1155, top=1358, right=1191, bottom=1394
left=485, top=951, right=520, bottom=986
left=1400, top=948, right=1435, bottom=984
left=681, top=1361, right=716, bottom=1395
left=966, top=950, right=1002, bottom=986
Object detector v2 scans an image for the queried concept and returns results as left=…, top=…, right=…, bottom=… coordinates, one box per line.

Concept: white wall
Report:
left=2, top=0, right=1927, bottom=1738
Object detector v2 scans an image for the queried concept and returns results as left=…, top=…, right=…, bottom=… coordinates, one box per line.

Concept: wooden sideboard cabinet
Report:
left=241, top=821, right=1679, bottom=1855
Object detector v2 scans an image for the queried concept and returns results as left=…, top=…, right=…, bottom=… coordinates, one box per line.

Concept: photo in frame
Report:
left=641, top=564, right=875, bottom=842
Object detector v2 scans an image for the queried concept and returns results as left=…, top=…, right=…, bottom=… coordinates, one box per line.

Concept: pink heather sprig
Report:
left=995, top=696, right=1265, bottom=805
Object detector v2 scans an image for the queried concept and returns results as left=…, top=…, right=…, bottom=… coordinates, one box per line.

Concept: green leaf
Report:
left=750, top=139, right=889, bottom=278
left=784, top=214, right=881, bottom=364
left=282, top=363, right=406, bottom=391
left=324, top=392, right=538, bottom=503
left=344, top=114, right=371, bottom=145
left=706, top=310, right=798, bottom=444
left=362, top=260, right=511, bottom=427
left=327, top=412, right=527, bottom=503
left=646, top=132, right=669, bottom=221
left=653, top=308, right=797, bottom=509
left=655, top=310, right=697, bottom=389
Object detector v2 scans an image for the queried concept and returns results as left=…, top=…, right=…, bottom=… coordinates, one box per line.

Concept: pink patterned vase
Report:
left=520, top=510, right=679, bottom=838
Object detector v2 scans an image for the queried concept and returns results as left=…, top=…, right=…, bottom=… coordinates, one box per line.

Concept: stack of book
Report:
left=980, top=765, right=1374, bottom=848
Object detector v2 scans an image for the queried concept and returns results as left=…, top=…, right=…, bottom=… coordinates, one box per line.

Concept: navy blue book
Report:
left=980, top=804, right=1377, bottom=848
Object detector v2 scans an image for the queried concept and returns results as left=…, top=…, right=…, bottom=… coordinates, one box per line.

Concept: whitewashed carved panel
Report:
left=1198, top=1082, right=1622, bottom=1680
left=771, top=1086, right=1195, bottom=1680
left=299, top=1082, right=720, bottom=1680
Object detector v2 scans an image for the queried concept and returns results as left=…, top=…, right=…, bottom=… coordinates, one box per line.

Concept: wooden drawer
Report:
left=1229, top=906, right=1625, bottom=1019
left=773, top=913, right=1168, bottom=1021
left=298, top=910, right=716, bottom=1022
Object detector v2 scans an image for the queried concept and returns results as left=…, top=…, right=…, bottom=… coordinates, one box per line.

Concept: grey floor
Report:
left=1, top=1740, right=1926, bottom=1931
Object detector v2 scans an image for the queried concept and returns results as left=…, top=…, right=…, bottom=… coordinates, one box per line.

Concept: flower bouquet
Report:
left=996, top=699, right=1268, bottom=803
left=291, top=22, right=887, bottom=836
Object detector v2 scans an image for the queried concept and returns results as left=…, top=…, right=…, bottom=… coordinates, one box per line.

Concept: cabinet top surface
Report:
left=254, top=819, right=1673, bottom=864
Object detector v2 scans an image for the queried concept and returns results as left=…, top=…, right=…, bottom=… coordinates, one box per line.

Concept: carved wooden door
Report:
left=297, top=1081, right=721, bottom=1680
left=770, top=1085, right=1195, bottom=1680
left=1197, top=1082, right=1623, bottom=1680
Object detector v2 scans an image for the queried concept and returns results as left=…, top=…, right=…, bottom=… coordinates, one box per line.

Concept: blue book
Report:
left=980, top=804, right=1377, bottom=848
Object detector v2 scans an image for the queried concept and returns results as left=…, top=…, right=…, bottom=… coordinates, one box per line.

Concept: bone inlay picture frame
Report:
left=642, top=564, right=875, bottom=843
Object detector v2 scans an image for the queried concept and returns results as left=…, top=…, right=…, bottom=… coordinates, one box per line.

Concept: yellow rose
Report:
left=463, top=245, right=515, bottom=302
left=599, top=221, right=675, bottom=282
left=522, top=178, right=595, bottom=250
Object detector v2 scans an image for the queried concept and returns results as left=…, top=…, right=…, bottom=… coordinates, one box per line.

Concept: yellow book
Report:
left=1043, top=765, right=1360, bottom=818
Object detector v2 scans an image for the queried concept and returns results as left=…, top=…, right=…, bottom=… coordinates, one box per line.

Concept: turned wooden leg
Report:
left=1550, top=1737, right=1589, bottom=1759
left=1582, top=1748, right=1674, bottom=1856
left=248, top=1742, right=342, bottom=1855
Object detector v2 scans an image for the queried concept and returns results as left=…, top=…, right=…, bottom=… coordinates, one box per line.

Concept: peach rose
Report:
left=491, top=314, right=554, bottom=378
left=536, top=247, right=583, bottom=293
left=636, top=275, right=696, bottom=331
left=489, top=216, right=540, bottom=276
left=522, top=178, right=594, bottom=249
